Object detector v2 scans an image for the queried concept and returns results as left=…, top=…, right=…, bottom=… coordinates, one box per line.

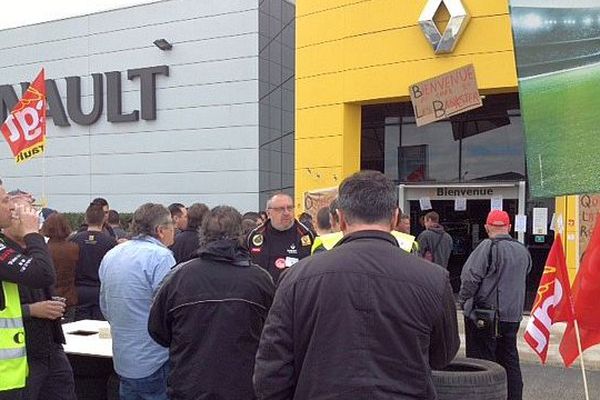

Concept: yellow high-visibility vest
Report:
left=391, top=231, right=418, bottom=253
left=311, top=231, right=416, bottom=254
left=311, top=232, right=344, bottom=254
left=0, top=280, right=27, bottom=391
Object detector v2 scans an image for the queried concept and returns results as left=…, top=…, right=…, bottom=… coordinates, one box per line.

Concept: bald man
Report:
left=247, top=193, right=314, bottom=282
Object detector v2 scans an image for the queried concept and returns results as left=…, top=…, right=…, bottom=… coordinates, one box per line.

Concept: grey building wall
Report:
left=0, top=0, right=295, bottom=212
left=258, top=0, right=295, bottom=209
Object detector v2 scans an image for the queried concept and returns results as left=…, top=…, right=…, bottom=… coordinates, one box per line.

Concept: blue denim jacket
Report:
left=99, top=236, right=175, bottom=379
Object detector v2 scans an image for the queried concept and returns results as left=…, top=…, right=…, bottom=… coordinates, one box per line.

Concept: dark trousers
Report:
left=75, top=286, right=104, bottom=321
left=0, top=390, right=23, bottom=400
left=23, top=346, right=76, bottom=400
left=465, top=317, right=523, bottom=400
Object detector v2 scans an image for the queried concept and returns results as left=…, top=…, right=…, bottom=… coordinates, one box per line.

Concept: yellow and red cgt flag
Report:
left=1, top=69, right=46, bottom=164
left=524, top=233, right=573, bottom=363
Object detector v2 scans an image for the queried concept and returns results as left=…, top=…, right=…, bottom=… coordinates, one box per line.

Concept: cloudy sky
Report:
left=0, top=0, right=161, bottom=30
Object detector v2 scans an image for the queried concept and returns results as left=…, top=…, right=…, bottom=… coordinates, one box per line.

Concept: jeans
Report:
left=119, top=362, right=169, bottom=400
left=465, top=317, right=523, bottom=400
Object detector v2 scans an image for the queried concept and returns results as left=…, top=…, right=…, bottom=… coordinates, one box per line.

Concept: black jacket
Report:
left=1, top=235, right=65, bottom=360
left=254, top=230, right=459, bottom=400
left=169, top=228, right=200, bottom=264
left=148, top=239, right=275, bottom=400
left=0, top=233, right=56, bottom=309
left=247, top=220, right=314, bottom=282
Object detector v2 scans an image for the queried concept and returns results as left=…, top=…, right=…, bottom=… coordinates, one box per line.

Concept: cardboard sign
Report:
left=303, top=187, right=338, bottom=220
left=409, top=64, right=482, bottom=127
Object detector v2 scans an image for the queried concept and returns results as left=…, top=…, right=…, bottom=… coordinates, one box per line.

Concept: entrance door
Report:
left=409, top=199, right=518, bottom=292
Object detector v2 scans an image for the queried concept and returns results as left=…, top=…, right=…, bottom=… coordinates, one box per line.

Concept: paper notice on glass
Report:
left=533, top=207, right=548, bottom=235
left=490, top=196, right=503, bottom=211
left=515, top=215, right=527, bottom=233
left=419, top=197, right=432, bottom=211
left=455, top=197, right=467, bottom=211
left=549, top=213, right=557, bottom=231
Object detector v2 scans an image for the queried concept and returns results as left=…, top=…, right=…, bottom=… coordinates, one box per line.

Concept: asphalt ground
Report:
left=522, top=362, right=600, bottom=400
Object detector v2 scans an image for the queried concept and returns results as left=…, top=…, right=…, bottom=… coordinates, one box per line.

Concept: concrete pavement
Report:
left=455, top=311, right=600, bottom=371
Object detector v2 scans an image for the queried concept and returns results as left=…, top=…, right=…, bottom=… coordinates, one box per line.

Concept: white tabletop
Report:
left=62, top=320, right=113, bottom=358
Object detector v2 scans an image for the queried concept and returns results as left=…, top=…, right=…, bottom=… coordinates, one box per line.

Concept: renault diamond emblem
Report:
left=418, top=0, right=470, bottom=54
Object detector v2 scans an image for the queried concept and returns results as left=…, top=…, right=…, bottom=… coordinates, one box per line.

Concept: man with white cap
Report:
left=459, top=210, right=532, bottom=400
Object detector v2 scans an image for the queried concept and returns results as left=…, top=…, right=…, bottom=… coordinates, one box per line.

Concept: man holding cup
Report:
left=0, top=184, right=75, bottom=400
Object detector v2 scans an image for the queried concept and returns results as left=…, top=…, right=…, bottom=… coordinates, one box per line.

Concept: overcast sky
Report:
left=0, top=0, right=161, bottom=30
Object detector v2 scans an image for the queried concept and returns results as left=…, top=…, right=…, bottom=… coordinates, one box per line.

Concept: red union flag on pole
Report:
left=1, top=69, right=46, bottom=164
left=524, top=233, right=573, bottom=363
left=560, top=214, right=600, bottom=367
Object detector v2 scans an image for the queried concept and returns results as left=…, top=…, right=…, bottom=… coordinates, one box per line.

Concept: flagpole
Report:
left=573, top=319, right=590, bottom=400
left=42, top=144, right=46, bottom=206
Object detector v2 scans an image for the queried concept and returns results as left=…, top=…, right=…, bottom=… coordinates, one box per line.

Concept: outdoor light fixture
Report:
left=153, top=39, right=173, bottom=51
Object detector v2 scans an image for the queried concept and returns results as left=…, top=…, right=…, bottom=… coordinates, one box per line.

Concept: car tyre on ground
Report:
left=433, top=357, right=507, bottom=400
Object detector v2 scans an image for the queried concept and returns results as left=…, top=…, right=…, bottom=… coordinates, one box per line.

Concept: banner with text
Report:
left=409, top=64, right=482, bottom=127
left=1, top=69, right=46, bottom=164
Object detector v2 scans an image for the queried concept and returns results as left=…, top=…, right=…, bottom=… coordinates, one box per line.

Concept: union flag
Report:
left=524, top=233, right=573, bottom=363
left=0, top=69, right=46, bottom=164
left=560, top=215, right=600, bottom=366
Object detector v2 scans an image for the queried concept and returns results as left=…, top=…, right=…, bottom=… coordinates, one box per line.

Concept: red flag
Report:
left=1, top=69, right=46, bottom=164
left=559, top=214, right=600, bottom=366
left=524, top=234, right=573, bottom=363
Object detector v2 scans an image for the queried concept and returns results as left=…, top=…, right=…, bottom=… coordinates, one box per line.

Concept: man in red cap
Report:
left=458, top=210, right=531, bottom=400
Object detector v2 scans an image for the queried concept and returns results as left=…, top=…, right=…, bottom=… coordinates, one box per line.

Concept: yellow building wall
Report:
left=295, top=0, right=519, bottom=210
left=555, top=196, right=579, bottom=281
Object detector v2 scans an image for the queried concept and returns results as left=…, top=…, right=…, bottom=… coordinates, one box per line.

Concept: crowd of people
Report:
left=0, top=171, right=531, bottom=400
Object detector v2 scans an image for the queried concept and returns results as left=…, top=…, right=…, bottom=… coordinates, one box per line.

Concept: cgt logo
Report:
left=13, top=331, right=24, bottom=344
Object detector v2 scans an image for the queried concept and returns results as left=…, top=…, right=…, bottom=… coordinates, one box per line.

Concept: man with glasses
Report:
left=247, top=193, right=314, bottom=282
left=99, top=203, right=176, bottom=400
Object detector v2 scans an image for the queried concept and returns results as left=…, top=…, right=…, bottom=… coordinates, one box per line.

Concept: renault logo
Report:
left=418, top=0, right=470, bottom=54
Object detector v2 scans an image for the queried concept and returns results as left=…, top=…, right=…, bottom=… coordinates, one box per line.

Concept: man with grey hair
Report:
left=254, top=171, right=459, bottom=399
left=247, top=193, right=314, bottom=282
left=99, top=203, right=176, bottom=400
left=149, top=206, right=274, bottom=400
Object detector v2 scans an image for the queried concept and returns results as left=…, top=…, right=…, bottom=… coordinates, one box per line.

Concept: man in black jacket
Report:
left=254, top=171, right=459, bottom=400
left=3, top=196, right=75, bottom=400
left=149, top=206, right=275, bottom=400
left=169, top=203, right=209, bottom=264
left=247, top=193, right=314, bottom=282
left=0, top=179, right=58, bottom=400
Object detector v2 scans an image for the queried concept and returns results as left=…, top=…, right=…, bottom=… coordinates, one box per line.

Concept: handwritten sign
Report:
left=409, top=64, right=483, bottom=127
left=579, top=194, right=600, bottom=256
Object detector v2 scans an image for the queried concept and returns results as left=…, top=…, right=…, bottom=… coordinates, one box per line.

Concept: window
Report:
left=361, top=93, right=526, bottom=184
